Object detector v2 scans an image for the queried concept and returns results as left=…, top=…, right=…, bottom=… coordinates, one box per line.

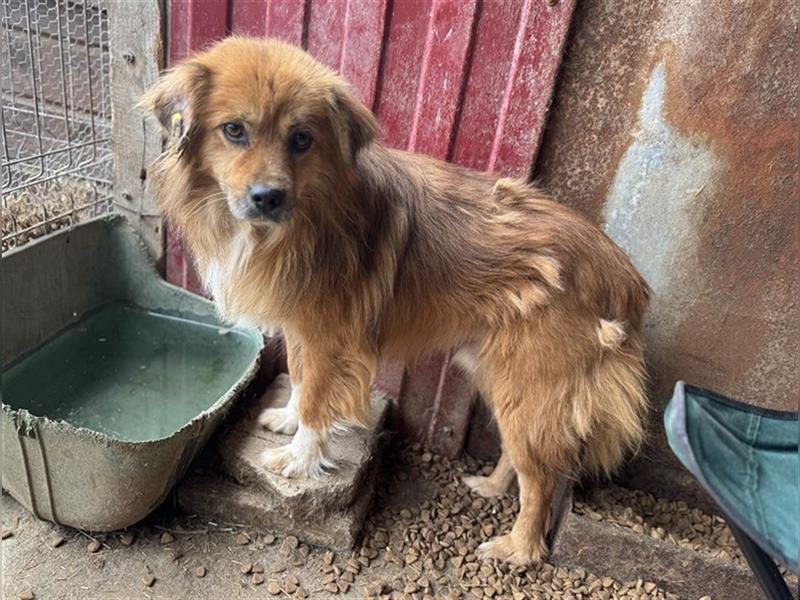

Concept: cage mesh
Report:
left=1, top=0, right=112, bottom=252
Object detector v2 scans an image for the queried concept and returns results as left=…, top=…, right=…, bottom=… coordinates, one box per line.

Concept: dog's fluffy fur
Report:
left=143, top=37, right=650, bottom=564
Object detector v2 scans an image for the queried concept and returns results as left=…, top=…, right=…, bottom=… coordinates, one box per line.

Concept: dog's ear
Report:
left=330, top=87, right=380, bottom=163
left=140, top=61, right=209, bottom=155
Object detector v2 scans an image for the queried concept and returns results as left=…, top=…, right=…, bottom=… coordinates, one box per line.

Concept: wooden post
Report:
left=108, top=0, right=166, bottom=268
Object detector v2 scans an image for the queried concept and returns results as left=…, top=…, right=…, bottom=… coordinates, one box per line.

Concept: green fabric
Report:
left=665, top=382, right=799, bottom=574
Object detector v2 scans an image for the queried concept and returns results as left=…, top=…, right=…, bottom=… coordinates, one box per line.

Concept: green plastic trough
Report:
left=1, top=215, right=263, bottom=531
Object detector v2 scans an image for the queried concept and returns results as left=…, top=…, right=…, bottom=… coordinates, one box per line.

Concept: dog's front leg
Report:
left=258, top=333, right=302, bottom=435
left=260, top=340, right=375, bottom=479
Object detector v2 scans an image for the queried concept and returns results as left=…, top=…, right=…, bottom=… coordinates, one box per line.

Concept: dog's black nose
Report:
left=248, top=185, right=286, bottom=215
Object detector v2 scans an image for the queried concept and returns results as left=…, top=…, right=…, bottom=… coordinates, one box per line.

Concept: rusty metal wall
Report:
left=529, top=0, right=799, bottom=502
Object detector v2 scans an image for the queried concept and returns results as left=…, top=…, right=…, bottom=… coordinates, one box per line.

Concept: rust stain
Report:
left=534, top=0, right=798, bottom=493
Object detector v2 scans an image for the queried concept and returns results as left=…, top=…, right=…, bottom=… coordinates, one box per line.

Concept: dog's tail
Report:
left=574, top=321, right=648, bottom=477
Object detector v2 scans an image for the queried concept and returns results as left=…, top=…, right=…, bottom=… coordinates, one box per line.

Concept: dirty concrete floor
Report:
left=2, top=444, right=716, bottom=600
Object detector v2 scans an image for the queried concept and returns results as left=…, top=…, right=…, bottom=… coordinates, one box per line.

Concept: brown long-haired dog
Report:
left=143, top=37, right=649, bottom=564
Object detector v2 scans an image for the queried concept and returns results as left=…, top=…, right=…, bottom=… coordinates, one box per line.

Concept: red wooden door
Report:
left=167, top=0, right=575, bottom=455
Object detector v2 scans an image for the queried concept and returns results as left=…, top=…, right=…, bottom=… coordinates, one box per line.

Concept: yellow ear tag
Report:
left=168, top=112, right=189, bottom=156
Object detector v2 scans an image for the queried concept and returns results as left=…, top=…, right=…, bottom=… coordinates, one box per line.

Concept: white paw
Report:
left=259, top=425, right=334, bottom=479
left=463, top=474, right=507, bottom=498
left=257, top=406, right=299, bottom=435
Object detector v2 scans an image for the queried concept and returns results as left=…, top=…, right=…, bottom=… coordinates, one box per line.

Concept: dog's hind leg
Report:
left=258, top=332, right=302, bottom=435
left=475, top=408, right=558, bottom=565
left=463, top=451, right=516, bottom=498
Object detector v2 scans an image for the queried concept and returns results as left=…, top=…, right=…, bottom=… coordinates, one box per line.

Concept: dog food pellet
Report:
left=323, top=551, right=334, bottom=565
left=120, top=532, right=136, bottom=546
left=279, top=535, right=298, bottom=556
left=291, top=553, right=306, bottom=567
left=271, top=562, right=286, bottom=574
left=235, top=532, right=250, bottom=545
left=87, top=540, right=101, bottom=553
left=2, top=529, right=13, bottom=540
left=239, top=562, right=253, bottom=574
left=50, top=535, right=65, bottom=548
left=267, top=581, right=281, bottom=595
left=338, top=581, right=351, bottom=594
left=19, top=591, right=34, bottom=600
left=323, top=582, right=339, bottom=594
left=192, top=566, right=206, bottom=578
left=142, top=574, right=155, bottom=587
left=159, top=532, right=175, bottom=545
left=262, top=533, right=276, bottom=545
left=285, top=579, right=299, bottom=594
left=252, top=563, right=264, bottom=574
left=251, top=573, right=264, bottom=585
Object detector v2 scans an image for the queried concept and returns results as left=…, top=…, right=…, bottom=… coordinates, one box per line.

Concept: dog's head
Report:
left=142, top=37, right=378, bottom=225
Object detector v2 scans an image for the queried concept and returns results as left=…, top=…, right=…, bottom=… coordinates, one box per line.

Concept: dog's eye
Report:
left=289, top=130, right=312, bottom=154
left=222, top=122, right=246, bottom=143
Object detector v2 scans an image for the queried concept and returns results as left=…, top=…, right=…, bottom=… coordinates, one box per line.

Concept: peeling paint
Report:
left=603, top=62, right=723, bottom=301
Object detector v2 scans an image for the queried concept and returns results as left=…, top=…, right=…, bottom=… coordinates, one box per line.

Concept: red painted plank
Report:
left=264, top=0, right=308, bottom=47
left=450, top=0, right=575, bottom=175
left=395, top=355, right=475, bottom=456
left=492, top=0, right=576, bottom=174
left=169, top=0, right=229, bottom=62
left=409, top=0, right=478, bottom=159
left=306, top=0, right=346, bottom=69
left=230, top=0, right=268, bottom=36
left=373, top=0, right=434, bottom=149
left=338, top=0, right=388, bottom=108
left=449, top=1, right=523, bottom=171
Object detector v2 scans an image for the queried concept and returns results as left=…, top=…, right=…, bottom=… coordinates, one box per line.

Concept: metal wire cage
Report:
left=1, top=0, right=113, bottom=253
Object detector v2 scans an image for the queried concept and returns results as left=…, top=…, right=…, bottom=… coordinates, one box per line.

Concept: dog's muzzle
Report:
left=236, top=184, right=290, bottom=223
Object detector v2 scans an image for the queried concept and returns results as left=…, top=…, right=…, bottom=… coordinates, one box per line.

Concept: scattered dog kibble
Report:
left=87, top=539, right=101, bottom=553
left=120, top=532, right=136, bottom=546
left=252, top=563, right=264, bottom=574
left=323, top=582, right=338, bottom=594
left=239, top=562, right=253, bottom=574
left=279, top=535, right=299, bottom=556
left=262, top=533, right=276, bottom=545
left=192, top=566, right=206, bottom=578
left=266, top=581, right=281, bottom=595
left=270, top=562, right=286, bottom=574
left=19, top=591, right=34, bottom=600
left=159, top=532, right=175, bottom=545
left=234, top=532, right=250, bottom=545
left=285, top=574, right=300, bottom=593
left=50, top=535, right=65, bottom=548
left=251, top=573, right=264, bottom=585
left=142, top=574, right=155, bottom=587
